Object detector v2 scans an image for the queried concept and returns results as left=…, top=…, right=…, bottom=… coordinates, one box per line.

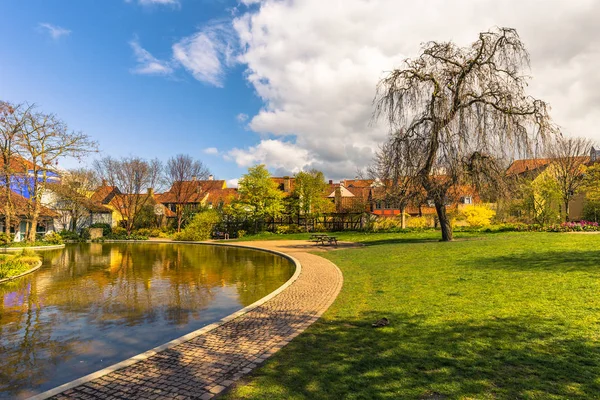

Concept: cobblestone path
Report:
left=35, top=241, right=345, bottom=400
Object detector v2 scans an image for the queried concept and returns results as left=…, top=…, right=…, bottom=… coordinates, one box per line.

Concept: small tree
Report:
left=374, top=27, right=556, bottom=241
left=293, top=170, right=333, bottom=229
left=524, top=169, right=562, bottom=225
left=546, top=136, right=595, bottom=221
left=164, top=154, right=210, bottom=232
left=236, top=165, right=284, bottom=231
left=94, top=156, right=162, bottom=235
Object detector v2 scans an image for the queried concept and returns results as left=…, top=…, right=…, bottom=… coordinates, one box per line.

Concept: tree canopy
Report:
left=374, top=27, right=557, bottom=240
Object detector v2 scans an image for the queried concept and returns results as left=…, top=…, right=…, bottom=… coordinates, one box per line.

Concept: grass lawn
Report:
left=0, top=251, right=41, bottom=279
left=225, top=231, right=600, bottom=399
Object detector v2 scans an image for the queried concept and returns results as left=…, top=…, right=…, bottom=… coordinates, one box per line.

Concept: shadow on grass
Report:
left=232, top=312, right=600, bottom=399
left=466, top=250, right=600, bottom=272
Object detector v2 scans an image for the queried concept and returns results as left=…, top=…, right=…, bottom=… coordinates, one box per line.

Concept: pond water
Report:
left=0, top=243, right=295, bottom=399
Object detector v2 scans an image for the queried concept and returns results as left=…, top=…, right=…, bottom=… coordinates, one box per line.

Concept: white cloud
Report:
left=203, top=147, right=219, bottom=155
left=236, top=113, right=248, bottom=123
left=130, top=38, right=174, bottom=75
left=172, top=21, right=236, bottom=87
left=227, top=139, right=312, bottom=176
left=227, top=0, right=600, bottom=179
left=226, top=178, right=239, bottom=188
left=38, top=23, right=71, bottom=40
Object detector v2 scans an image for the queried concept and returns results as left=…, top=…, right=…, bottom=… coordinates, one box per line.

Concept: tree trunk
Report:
left=434, top=200, right=453, bottom=241
left=564, top=200, right=570, bottom=222
left=27, top=210, right=40, bottom=242
left=400, top=205, right=406, bottom=229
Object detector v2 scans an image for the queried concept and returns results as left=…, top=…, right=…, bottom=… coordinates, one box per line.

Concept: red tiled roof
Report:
left=0, top=191, right=59, bottom=218
left=0, top=155, right=35, bottom=173
left=159, top=180, right=225, bottom=204
left=90, top=185, right=120, bottom=204
left=206, top=188, right=238, bottom=205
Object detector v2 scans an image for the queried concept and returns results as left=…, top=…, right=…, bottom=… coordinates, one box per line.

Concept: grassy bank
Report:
left=225, top=231, right=600, bottom=399
left=0, top=250, right=41, bottom=280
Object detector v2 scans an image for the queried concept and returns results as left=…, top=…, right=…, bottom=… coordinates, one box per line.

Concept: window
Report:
left=375, top=201, right=382, bottom=210
left=462, top=196, right=473, bottom=205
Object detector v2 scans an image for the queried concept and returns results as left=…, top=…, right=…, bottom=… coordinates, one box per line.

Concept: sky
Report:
left=2, top=0, right=600, bottom=187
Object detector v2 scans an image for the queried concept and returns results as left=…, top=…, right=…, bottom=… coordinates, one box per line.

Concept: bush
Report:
left=0, top=233, right=13, bottom=246
left=460, top=205, right=496, bottom=227
left=43, top=231, right=64, bottom=245
left=276, top=225, right=304, bottom=234
left=59, top=230, right=80, bottom=241
left=372, top=218, right=404, bottom=232
left=80, top=228, right=91, bottom=241
left=406, top=216, right=430, bottom=229
left=90, top=223, right=112, bottom=236
left=112, top=226, right=127, bottom=236
left=237, top=230, right=246, bottom=239
left=174, top=210, right=221, bottom=241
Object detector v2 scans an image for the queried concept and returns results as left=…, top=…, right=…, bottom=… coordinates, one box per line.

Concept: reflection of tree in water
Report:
left=0, top=279, right=78, bottom=397
left=0, top=243, right=293, bottom=398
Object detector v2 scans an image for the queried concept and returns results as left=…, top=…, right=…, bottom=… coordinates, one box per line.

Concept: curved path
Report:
left=34, top=240, right=347, bottom=400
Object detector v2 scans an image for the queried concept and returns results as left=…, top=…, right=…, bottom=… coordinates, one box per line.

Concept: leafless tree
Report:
left=0, top=102, right=29, bottom=235
left=368, top=133, right=419, bottom=228
left=546, top=135, right=595, bottom=221
left=374, top=27, right=557, bottom=241
left=94, top=156, right=162, bottom=235
left=165, top=154, right=210, bottom=232
left=48, top=168, right=101, bottom=231
left=17, top=106, right=97, bottom=241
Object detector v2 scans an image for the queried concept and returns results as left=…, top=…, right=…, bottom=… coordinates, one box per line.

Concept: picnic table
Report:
left=310, top=234, right=338, bottom=246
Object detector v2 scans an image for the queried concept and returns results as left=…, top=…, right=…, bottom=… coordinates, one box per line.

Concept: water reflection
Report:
left=0, top=243, right=294, bottom=399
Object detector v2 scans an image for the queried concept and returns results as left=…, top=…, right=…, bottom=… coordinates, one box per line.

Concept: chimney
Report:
left=328, top=180, right=333, bottom=185
left=283, top=176, right=291, bottom=192
left=208, top=174, right=214, bottom=181
left=102, top=179, right=107, bottom=186
left=147, top=188, right=154, bottom=197
left=192, top=176, right=197, bottom=181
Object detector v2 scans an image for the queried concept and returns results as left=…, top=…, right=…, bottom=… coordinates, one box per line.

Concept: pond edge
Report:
left=27, top=240, right=302, bottom=400
left=0, top=244, right=65, bottom=253
left=0, top=260, right=43, bottom=284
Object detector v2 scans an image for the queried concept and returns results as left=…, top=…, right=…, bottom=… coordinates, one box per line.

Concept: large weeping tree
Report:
left=374, top=27, right=557, bottom=241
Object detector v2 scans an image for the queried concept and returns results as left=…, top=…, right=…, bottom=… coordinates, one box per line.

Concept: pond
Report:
left=0, top=243, right=295, bottom=399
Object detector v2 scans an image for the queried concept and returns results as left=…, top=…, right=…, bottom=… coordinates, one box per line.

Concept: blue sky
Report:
left=2, top=1, right=599, bottom=186
left=0, top=0, right=262, bottom=185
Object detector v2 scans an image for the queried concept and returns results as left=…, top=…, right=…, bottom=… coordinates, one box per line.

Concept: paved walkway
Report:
left=37, top=240, right=347, bottom=400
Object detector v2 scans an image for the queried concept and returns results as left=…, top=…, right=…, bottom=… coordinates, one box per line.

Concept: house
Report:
left=44, top=182, right=112, bottom=231
left=506, top=152, right=594, bottom=221
left=157, top=177, right=227, bottom=215
left=0, top=191, right=59, bottom=241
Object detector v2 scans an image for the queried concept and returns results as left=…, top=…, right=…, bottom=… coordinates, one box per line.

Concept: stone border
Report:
left=0, top=260, right=43, bottom=284
left=28, top=241, right=302, bottom=400
left=0, top=244, right=65, bottom=253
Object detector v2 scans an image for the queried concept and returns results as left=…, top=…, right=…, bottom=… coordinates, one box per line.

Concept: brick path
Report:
left=33, top=241, right=346, bottom=400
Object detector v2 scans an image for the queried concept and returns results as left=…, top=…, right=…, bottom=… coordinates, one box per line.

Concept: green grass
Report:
left=0, top=251, right=41, bottom=279
left=224, top=231, right=600, bottom=399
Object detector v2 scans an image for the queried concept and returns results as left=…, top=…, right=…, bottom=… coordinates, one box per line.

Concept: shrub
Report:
left=112, top=226, right=127, bottom=236
left=460, top=205, right=496, bottom=227
left=0, top=233, right=13, bottom=246
left=372, top=218, right=403, bottom=232
left=59, top=230, right=80, bottom=241
left=174, top=210, right=221, bottom=241
left=276, top=225, right=304, bottom=234
left=80, top=228, right=91, bottom=241
left=406, top=216, right=430, bottom=229
left=43, top=231, right=64, bottom=245
left=237, top=230, right=246, bottom=239
left=90, top=223, right=112, bottom=236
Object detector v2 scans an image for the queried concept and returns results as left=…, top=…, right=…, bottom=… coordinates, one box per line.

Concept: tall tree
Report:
left=236, top=164, right=284, bottom=222
left=546, top=136, right=595, bottom=221
left=94, top=156, right=162, bottom=235
left=374, top=27, right=556, bottom=241
left=165, top=154, right=210, bottom=232
left=17, top=106, right=97, bottom=242
left=0, top=102, right=28, bottom=235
